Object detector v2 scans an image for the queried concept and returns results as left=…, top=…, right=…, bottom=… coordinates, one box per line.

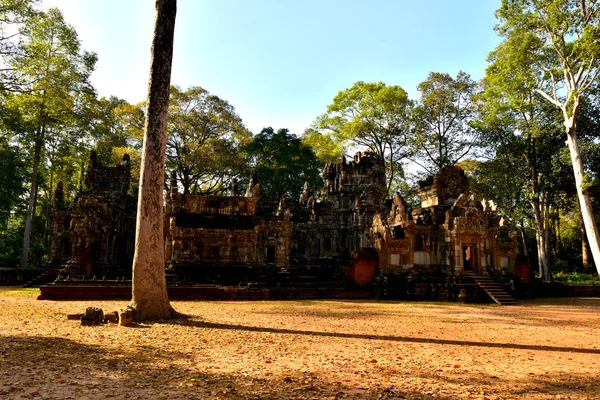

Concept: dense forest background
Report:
left=1, top=0, right=599, bottom=283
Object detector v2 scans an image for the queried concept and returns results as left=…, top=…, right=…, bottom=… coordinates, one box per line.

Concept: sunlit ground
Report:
left=1, top=287, right=599, bottom=399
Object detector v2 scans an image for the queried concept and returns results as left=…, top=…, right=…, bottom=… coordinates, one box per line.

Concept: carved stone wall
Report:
left=48, top=154, right=517, bottom=288
left=373, top=165, right=518, bottom=277
left=48, top=151, right=136, bottom=278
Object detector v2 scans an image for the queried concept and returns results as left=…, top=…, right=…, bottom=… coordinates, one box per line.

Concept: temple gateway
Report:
left=47, top=151, right=520, bottom=303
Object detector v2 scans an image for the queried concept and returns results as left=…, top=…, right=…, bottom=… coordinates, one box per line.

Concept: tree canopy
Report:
left=244, top=127, right=323, bottom=203
left=413, top=71, right=478, bottom=174
left=166, top=85, right=251, bottom=195
left=494, top=0, right=600, bottom=277
left=313, top=81, right=413, bottom=193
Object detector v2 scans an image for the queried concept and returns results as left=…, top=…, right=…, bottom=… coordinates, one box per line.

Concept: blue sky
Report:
left=44, top=0, right=502, bottom=135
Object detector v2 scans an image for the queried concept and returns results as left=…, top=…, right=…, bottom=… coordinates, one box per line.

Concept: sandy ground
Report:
left=0, top=287, right=599, bottom=400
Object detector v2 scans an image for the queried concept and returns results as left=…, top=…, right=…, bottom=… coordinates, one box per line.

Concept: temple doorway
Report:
left=462, top=246, right=474, bottom=271
left=265, top=246, right=276, bottom=263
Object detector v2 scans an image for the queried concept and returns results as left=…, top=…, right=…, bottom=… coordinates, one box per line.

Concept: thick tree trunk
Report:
left=130, top=0, right=177, bottom=321
left=20, top=137, right=43, bottom=268
left=566, top=130, right=600, bottom=278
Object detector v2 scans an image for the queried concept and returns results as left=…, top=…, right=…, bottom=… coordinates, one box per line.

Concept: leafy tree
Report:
left=412, top=71, right=478, bottom=174
left=478, top=70, right=555, bottom=280
left=88, top=96, right=144, bottom=193
left=0, top=0, right=39, bottom=93
left=166, top=85, right=251, bottom=194
left=494, top=0, right=600, bottom=277
left=0, top=137, right=25, bottom=227
left=5, top=8, right=96, bottom=267
left=130, top=0, right=177, bottom=321
left=301, top=127, right=346, bottom=164
left=244, top=127, right=323, bottom=203
left=313, top=81, right=413, bottom=193
left=90, top=96, right=144, bottom=164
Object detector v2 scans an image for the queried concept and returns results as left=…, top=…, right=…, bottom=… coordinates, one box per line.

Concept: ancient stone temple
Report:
left=372, top=165, right=517, bottom=275
left=48, top=151, right=136, bottom=279
left=47, top=151, right=519, bottom=302
left=370, top=165, right=519, bottom=302
left=164, top=152, right=387, bottom=285
left=164, top=170, right=292, bottom=283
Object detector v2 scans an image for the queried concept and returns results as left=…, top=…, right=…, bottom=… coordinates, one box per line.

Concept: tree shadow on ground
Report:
left=0, top=335, right=453, bottom=399
left=376, top=364, right=600, bottom=399
left=4, top=332, right=595, bottom=399
left=172, top=318, right=600, bottom=355
left=236, top=298, right=600, bottom=328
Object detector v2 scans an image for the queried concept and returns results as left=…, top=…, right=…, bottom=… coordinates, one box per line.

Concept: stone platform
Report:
left=38, top=283, right=372, bottom=301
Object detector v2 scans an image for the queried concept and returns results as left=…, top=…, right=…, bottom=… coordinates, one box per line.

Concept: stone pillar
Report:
left=454, top=240, right=463, bottom=273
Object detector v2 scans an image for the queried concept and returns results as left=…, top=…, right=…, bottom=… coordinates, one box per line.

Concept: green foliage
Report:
left=0, top=138, right=26, bottom=224
left=553, top=271, right=600, bottom=286
left=0, top=213, right=46, bottom=267
left=89, top=97, right=144, bottom=165
left=244, top=127, right=323, bottom=203
left=314, top=81, right=413, bottom=192
left=4, top=6, right=97, bottom=164
left=0, top=0, right=40, bottom=92
left=166, top=86, right=252, bottom=195
left=468, top=152, right=529, bottom=222
left=86, top=96, right=144, bottom=193
left=494, top=0, right=600, bottom=117
left=301, top=128, right=345, bottom=164
left=1, top=6, right=96, bottom=267
left=0, top=222, right=25, bottom=267
left=413, top=71, right=478, bottom=173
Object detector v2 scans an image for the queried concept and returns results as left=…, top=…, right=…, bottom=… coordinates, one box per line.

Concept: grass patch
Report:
left=0, top=287, right=40, bottom=297
left=553, top=271, right=600, bottom=286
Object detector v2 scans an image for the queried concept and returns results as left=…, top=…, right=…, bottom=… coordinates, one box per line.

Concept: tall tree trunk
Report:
left=130, top=0, right=177, bottom=321
left=565, top=128, right=600, bottom=278
left=520, top=222, right=529, bottom=260
left=20, top=137, right=43, bottom=268
left=555, top=211, right=561, bottom=255
left=543, top=203, right=552, bottom=281
left=527, top=137, right=551, bottom=281
left=44, top=172, right=54, bottom=247
left=531, top=199, right=550, bottom=281
left=581, top=218, right=590, bottom=271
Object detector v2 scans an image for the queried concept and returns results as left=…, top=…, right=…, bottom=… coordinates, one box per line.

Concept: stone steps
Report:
left=23, top=267, right=60, bottom=288
left=460, top=272, right=517, bottom=305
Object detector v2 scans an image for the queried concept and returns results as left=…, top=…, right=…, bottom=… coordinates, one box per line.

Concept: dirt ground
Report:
left=0, top=288, right=599, bottom=400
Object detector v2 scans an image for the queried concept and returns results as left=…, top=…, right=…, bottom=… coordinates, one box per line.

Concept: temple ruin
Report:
left=46, top=151, right=520, bottom=302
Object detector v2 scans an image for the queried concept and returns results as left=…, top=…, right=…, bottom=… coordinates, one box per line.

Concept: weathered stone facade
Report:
left=371, top=165, right=518, bottom=277
left=163, top=152, right=386, bottom=284
left=49, top=151, right=136, bottom=278
left=48, top=151, right=518, bottom=296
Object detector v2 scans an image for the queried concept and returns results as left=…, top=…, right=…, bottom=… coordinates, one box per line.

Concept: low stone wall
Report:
left=38, top=284, right=372, bottom=301
left=0, top=268, right=41, bottom=285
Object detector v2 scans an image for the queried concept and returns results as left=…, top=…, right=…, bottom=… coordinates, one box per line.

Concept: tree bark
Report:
left=20, top=137, right=43, bottom=268
left=130, top=0, right=177, bottom=321
left=531, top=199, right=550, bottom=281
left=566, top=129, right=600, bottom=278
left=581, top=218, right=590, bottom=271
left=520, top=223, right=530, bottom=261
left=543, top=203, right=552, bottom=281
left=527, top=136, right=552, bottom=281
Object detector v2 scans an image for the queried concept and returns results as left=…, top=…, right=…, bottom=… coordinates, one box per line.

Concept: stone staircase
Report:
left=22, top=266, right=60, bottom=288
left=461, top=271, right=517, bottom=305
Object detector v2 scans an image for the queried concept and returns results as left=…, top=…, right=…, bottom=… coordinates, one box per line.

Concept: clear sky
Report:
left=43, top=0, right=502, bottom=136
